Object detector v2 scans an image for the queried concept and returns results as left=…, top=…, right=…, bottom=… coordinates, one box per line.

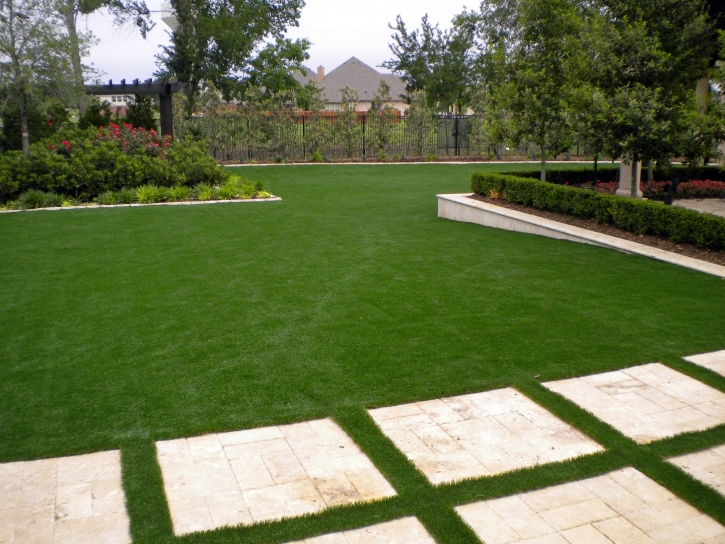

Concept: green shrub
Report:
left=117, top=188, right=136, bottom=204
left=311, top=151, right=324, bottom=163
left=18, top=190, right=49, bottom=209
left=218, top=180, right=240, bottom=200
left=0, top=127, right=229, bottom=205
left=95, top=191, right=118, bottom=205
left=43, top=193, right=64, bottom=208
left=194, top=183, right=215, bottom=201
left=471, top=172, right=725, bottom=251
left=135, top=184, right=161, bottom=204
left=240, top=183, right=256, bottom=199
left=167, top=185, right=191, bottom=201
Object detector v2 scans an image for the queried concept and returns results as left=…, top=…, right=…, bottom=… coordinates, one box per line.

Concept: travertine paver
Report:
left=156, top=418, right=396, bottom=535
left=684, top=350, right=725, bottom=378
left=674, top=198, right=725, bottom=218
left=368, top=388, right=603, bottom=485
left=544, top=363, right=725, bottom=444
left=287, top=516, right=435, bottom=543
left=669, top=444, right=725, bottom=499
left=456, top=467, right=725, bottom=544
left=0, top=450, right=130, bottom=544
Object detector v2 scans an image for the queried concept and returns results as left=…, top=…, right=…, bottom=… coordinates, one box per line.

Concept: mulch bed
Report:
left=467, top=194, right=725, bottom=267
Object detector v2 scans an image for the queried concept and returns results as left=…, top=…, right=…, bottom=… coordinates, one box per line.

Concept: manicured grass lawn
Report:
left=1, top=163, right=725, bottom=543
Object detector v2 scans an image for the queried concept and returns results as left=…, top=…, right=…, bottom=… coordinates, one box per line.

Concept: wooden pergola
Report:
left=85, top=78, right=186, bottom=138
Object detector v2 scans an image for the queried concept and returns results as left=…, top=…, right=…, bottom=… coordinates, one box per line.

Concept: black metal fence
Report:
left=173, top=113, right=502, bottom=162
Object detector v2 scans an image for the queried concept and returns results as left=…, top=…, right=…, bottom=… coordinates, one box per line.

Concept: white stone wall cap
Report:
left=437, top=193, right=725, bottom=278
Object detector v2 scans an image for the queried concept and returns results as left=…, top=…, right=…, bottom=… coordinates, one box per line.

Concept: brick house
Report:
left=294, top=57, right=407, bottom=113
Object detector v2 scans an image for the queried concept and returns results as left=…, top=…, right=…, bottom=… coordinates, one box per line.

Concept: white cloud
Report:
left=83, top=0, right=468, bottom=81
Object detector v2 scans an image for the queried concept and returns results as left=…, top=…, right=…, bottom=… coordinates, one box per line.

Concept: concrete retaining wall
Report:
left=437, top=193, right=725, bottom=278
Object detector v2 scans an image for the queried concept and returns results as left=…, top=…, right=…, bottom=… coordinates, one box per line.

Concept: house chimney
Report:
left=317, top=66, right=324, bottom=83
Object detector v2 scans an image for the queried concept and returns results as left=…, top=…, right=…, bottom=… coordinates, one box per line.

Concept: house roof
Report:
left=322, top=57, right=405, bottom=103
left=293, top=57, right=406, bottom=104
left=293, top=66, right=318, bottom=87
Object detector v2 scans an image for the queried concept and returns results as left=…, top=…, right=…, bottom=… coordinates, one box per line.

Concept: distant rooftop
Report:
left=294, top=57, right=406, bottom=103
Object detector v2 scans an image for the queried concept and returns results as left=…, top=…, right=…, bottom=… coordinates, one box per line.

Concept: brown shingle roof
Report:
left=295, top=57, right=405, bottom=104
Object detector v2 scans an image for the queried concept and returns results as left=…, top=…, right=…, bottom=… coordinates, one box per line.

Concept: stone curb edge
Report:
left=225, top=161, right=597, bottom=167
left=0, top=197, right=281, bottom=214
left=437, top=193, right=725, bottom=278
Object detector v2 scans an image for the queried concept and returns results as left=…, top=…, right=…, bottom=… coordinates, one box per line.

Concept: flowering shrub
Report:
left=0, top=125, right=228, bottom=202
left=590, top=179, right=725, bottom=199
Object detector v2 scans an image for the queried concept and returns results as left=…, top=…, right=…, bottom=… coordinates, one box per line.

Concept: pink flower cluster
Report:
left=47, top=123, right=173, bottom=158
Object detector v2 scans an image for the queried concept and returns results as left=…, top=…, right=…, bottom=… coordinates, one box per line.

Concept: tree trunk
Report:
left=63, top=0, right=86, bottom=113
left=593, top=154, right=598, bottom=184
left=647, top=159, right=653, bottom=182
left=631, top=155, right=640, bottom=198
left=20, top=99, right=30, bottom=156
left=540, top=143, right=546, bottom=182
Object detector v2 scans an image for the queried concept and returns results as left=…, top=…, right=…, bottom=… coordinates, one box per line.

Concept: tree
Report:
left=383, top=15, right=475, bottom=112
left=0, top=0, right=76, bottom=155
left=405, top=90, right=435, bottom=156
left=368, top=81, right=397, bottom=158
left=59, top=0, right=154, bottom=112
left=584, top=0, right=715, bottom=194
left=303, top=82, right=332, bottom=158
left=501, top=0, right=583, bottom=181
left=125, top=94, right=158, bottom=130
left=337, top=86, right=361, bottom=158
left=157, top=0, right=305, bottom=117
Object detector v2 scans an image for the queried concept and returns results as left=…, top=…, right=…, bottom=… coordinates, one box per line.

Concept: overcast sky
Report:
left=83, top=0, right=469, bottom=82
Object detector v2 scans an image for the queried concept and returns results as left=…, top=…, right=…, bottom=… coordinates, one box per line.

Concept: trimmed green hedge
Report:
left=471, top=172, right=725, bottom=251
left=506, top=164, right=725, bottom=185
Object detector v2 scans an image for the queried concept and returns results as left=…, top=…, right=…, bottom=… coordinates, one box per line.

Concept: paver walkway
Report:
left=684, top=350, right=725, bottom=377
left=670, top=444, right=725, bottom=499
left=368, top=388, right=603, bottom=485
left=674, top=198, right=725, bottom=218
left=286, top=517, right=435, bottom=543
left=0, top=450, right=130, bottom=544
left=544, top=363, right=725, bottom=443
left=456, top=467, right=725, bottom=544
left=156, top=418, right=396, bottom=535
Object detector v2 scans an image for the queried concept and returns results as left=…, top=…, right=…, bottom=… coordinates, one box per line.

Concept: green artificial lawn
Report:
left=1, top=163, right=725, bottom=543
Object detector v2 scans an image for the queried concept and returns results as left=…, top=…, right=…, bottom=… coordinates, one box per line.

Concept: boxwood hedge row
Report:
left=504, top=164, right=725, bottom=185
left=471, top=172, right=725, bottom=251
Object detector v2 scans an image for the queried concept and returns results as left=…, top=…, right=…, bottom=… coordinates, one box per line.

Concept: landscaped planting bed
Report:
left=471, top=172, right=725, bottom=251
left=1, top=164, right=724, bottom=544
left=1, top=176, right=275, bottom=211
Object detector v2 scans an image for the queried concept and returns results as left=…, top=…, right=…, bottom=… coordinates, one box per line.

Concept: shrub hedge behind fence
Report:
left=471, top=172, right=725, bottom=251
left=506, top=165, right=725, bottom=185
left=176, top=114, right=540, bottom=162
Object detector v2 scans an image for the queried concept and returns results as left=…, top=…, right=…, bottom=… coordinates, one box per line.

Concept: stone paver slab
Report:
left=156, top=418, right=396, bottom=535
left=455, top=467, right=725, bottom=544
left=0, top=450, right=130, bottom=544
left=286, top=516, right=435, bottom=543
left=684, top=349, right=725, bottom=378
left=368, top=388, right=603, bottom=485
left=669, top=444, right=725, bottom=498
left=543, top=363, right=725, bottom=443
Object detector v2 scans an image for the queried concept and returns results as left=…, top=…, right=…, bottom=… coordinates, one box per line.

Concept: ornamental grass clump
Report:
left=194, top=183, right=216, bottom=201
left=168, top=186, right=192, bottom=201
left=18, top=190, right=51, bottom=209
left=117, top=188, right=136, bottom=204
left=135, top=185, right=161, bottom=204
left=95, top=192, right=118, bottom=205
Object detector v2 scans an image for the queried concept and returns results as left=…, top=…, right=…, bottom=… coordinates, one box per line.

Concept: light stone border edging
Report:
left=437, top=193, right=725, bottom=278
left=225, top=160, right=597, bottom=167
left=0, top=196, right=281, bottom=214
